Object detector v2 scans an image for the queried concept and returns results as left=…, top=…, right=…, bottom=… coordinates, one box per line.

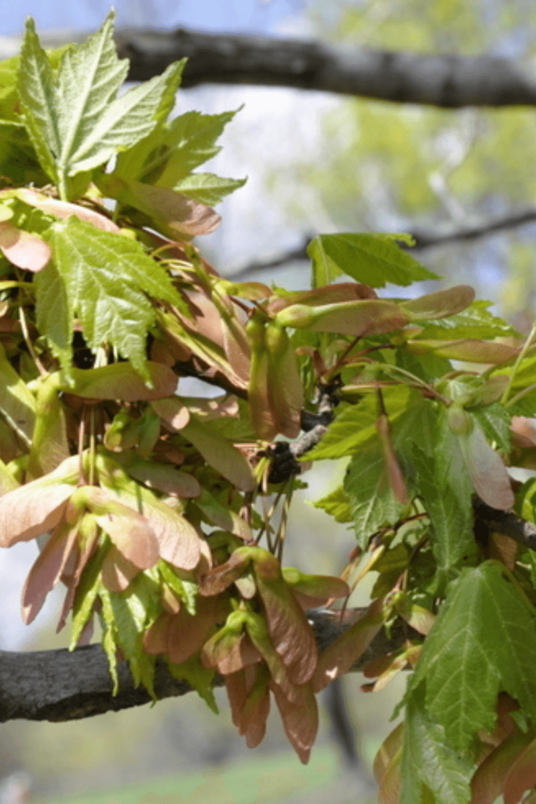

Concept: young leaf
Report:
left=471, top=731, right=535, bottom=804
left=21, top=518, right=80, bottom=624
left=173, top=173, right=247, bottom=206
left=400, top=285, right=475, bottom=321
left=344, top=443, right=407, bottom=549
left=64, top=363, right=179, bottom=401
left=44, top=217, right=185, bottom=377
left=0, top=222, right=50, bottom=271
left=98, top=174, right=221, bottom=240
left=411, top=562, right=536, bottom=752
left=306, top=385, right=412, bottom=460
left=410, top=445, right=475, bottom=590
left=307, top=233, right=438, bottom=289
left=312, top=598, right=387, bottom=692
left=181, top=415, right=256, bottom=492
left=18, top=13, right=185, bottom=198
left=401, top=685, right=473, bottom=804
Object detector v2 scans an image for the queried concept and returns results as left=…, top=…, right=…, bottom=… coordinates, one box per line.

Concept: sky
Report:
left=0, top=0, right=338, bottom=650
left=0, top=0, right=307, bottom=37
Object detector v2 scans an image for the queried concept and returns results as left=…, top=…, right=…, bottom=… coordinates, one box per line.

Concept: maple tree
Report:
left=3, top=13, right=536, bottom=803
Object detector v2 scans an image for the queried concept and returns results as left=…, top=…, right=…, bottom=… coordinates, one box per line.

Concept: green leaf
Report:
left=106, top=572, right=161, bottom=697
left=181, top=415, right=256, bottom=492
left=43, top=217, right=184, bottom=378
left=312, top=484, right=353, bottom=523
left=115, top=108, right=240, bottom=187
left=0, top=121, right=48, bottom=185
left=469, top=403, right=511, bottom=452
left=306, top=385, right=412, bottom=460
left=97, top=174, right=221, bottom=240
left=166, top=657, right=218, bottom=713
left=418, top=300, right=519, bottom=340
left=18, top=13, right=185, bottom=198
left=172, top=173, right=247, bottom=206
left=307, top=233, right=439, bottom=289
left=401, top=685, right=473, bottom=804
left=345, top=442, right=407, bottom=548
left=410, top=445, right=475, bottom=592
left=0, top=343, right=36, bottom=447
left=412, top=562, right=536, bottom=752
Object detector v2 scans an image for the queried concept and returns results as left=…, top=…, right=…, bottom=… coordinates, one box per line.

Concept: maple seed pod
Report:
left=264, top=320, right=287, bottom=356
left=447, top=403, right=474, bottom=437
left=274, top=304, right=316, bottom=329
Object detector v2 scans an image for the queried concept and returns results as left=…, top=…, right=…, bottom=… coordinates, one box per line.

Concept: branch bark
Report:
left=111, top=27, right=536, bottom=109
left=0, top=608, right=409, bottom=724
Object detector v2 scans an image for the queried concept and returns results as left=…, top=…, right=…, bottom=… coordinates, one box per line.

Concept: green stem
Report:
left=500, top=321, right=536, bottom=406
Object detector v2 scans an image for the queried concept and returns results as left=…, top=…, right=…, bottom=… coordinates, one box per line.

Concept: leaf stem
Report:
left=18, top=303, right=47, bottom=377
left=500, top=321, right=536, bottom=406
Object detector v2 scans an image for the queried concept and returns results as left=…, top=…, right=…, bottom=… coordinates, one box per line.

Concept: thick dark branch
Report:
left=0, top=609, right=409, bottom=724
left=473, top=498, right=536, bottom=551
left=112, top=27, right=536, bottom=108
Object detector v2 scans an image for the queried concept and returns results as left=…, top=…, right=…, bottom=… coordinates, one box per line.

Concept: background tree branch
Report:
left=0, top=609, right=410, bottom=724
left=229, top=206, right=536, bottom=277
left=112, top=27, right=536, bottom=108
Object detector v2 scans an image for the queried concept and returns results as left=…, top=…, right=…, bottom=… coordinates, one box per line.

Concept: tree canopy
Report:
left=3, top=10, right=536, bottom=803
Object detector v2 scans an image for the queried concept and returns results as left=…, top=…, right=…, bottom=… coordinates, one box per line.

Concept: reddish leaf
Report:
left=56, top=513, right=100, bottom=631
left=21, top=519, right=80, bottom=624
left=0, top=221, right=50, bottom=271
left=240, top=667, right=271, bottom=749
left=407, top=339, right=519, bottom=364
left=182, top=290, right=225, bottom=348
left=100, top=175, right=221, bottom=239
left=225, top=665, right=271, bottom=749
left=83, top=487, right=159, bottom=570
left=166, top=598, right=218, bottom=665
left=458, top=424, right=514, bottom=511
left=151, top=397, right=190, bottom=430
left=100, top=482, right=203, bottom=571
left=271, top=681, right=319, bottom=764
left=267, top=282, right=376, bottom=315
left=490, top=533, right=518, bottom=570
left=374, top=723, right=404, bottom=785
left=202, top=627, right=261, bottom=674
left=253, top=550, right=318, bottom=685
left=101, top=545, right=140, bottom=592
left=503, top=736, right=536, bottom=804
left=181, top=415, right=256, bottom=492
left=198, top=550, right=251, bottom=596
left=395, top=598, right=436, bottom=635
left=511, top=416, right=536, bottom=448
left=125, top=458, right=201, bottom=498
left=66, top=362, right=179, bottom=401
left=0, top=478, right=75, bottom=546
left=265, top=322, right=303, bottom=439
left=244, top=612, right=299, bottom=703
left=471, top=731, right=535, bottom=804
left=275, top=299, right=410, bottom=337
left=401, top=285, right=475, bottom=320
left=143, top=611, right=174, bottom=655
left=376, top=413, right=409, bottom=505
left=282, top=568, right=349, bottom=610
left=312, top=598, right=387, bottom=692
left=17, top=188, right=122, bottom=233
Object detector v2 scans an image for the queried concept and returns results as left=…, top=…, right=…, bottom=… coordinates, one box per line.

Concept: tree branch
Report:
left=229, top=206, right=536, bottom=277
left=0, top=609, right=409, bottom=724
left=110, top=27, right=536, bottom=109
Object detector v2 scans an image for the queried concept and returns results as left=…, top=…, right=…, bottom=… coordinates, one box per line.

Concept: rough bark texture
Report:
left=0, top=608, right=411, bottom=724
left=111, top=27, right=536, bottom=108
